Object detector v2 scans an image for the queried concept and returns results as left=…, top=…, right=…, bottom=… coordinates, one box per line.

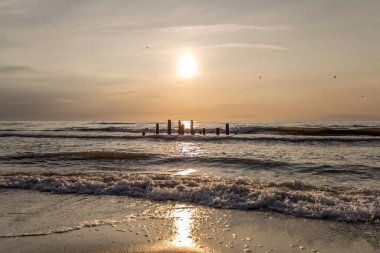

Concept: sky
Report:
left=0, top=0, right=379, bottom=121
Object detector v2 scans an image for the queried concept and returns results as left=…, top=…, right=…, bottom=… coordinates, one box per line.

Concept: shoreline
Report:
left=0, top=189, right=379, bottom=253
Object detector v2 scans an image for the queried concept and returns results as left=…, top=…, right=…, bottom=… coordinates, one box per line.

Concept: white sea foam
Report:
left=0, top=219, right=120, bottom=238
left=1, top=132, right=379, bottom=143
left=1, top=172, right=379, bottom=223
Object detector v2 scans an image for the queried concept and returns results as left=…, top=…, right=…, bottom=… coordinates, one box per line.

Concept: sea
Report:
left=0, top=120, right=379, bottom=226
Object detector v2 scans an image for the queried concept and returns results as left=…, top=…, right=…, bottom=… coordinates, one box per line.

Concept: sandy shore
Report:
left=0, top=189, right=378, bottom=253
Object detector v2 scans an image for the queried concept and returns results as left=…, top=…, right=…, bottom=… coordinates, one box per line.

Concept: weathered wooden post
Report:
left=178, top=120, right=181, bottom=134
left=226, top=123, right=229, bottom=135
left=202, top=128, right=205, bottom=135
left=190, top=120, right=194, bottom=135
left=181, top=124, right=185, bottom=135
left=216, top=128, right=220, bottom=135
left=167, top=120, right=171, bottom=135
left=156, top=123, right=159, bottom=134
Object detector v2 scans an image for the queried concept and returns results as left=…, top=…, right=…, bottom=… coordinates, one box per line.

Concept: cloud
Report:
left=0, top=65, right=33, bottom=73
left=200, top=43, right=289, bottom=51
left=156, top=24, right=291, bottom=33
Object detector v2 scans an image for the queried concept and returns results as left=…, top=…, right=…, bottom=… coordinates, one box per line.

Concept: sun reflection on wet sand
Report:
left=121, top=203, right=216, bottom=253
left=171, top=204, right=196, bottom=248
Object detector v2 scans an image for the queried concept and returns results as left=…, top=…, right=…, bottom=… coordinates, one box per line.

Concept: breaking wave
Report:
left=0, top=151, right=298, bottom=174
left=50, top=126, right=380, bottom=136
left=56, top=126, right=139, bottom=132
left=55, top=126, right=380, bottom=136
left=0, top=151, right=158, bottom=161
left=1, top=132, right=379, bottom=143
left=0, top=172, right=379, bottom=223
left=239, top=126, right=380, bottom=136
left=1, top=151, right=378, bottom=179
left=0, top=218, right=120, bottom=238
left=2, top=125, right=379, bottom=137
left=97, top=122, right=136, bottom=125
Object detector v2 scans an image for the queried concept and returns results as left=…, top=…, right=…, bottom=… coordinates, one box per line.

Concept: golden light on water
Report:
left=183, top=120, right=191, bottom=129
left=178, top=53, right=197, bottom=78
left=176, top=142, right=201, bottom=157
left=172, top=205, right=195, bottom=247
left=176, top=168, right=197, bottom=175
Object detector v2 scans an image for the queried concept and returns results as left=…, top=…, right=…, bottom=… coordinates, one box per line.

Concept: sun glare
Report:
left=183, top=120, right=191, bottom=129
left=172, top=204, right=195, bottom=247
left=178, top=53, right=197, bottom=78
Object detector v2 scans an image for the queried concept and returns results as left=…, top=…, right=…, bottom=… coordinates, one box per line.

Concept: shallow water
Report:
left=0, top=189, right=378, bottom=253
left=0, top=121, right=379, bottom=222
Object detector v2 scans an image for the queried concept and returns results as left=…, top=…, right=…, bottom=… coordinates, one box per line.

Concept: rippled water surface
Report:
left=0, top=121, right=379, bottom=222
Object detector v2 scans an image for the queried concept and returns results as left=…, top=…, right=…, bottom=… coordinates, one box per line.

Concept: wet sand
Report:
left=0, top=189, right=378, bottom=253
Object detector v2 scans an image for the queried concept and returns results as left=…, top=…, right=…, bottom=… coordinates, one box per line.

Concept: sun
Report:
left=178, top=52, right=197, bottom=78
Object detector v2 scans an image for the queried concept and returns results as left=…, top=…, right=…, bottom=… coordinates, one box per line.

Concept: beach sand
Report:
left=0, top=189, right=378, bottom=253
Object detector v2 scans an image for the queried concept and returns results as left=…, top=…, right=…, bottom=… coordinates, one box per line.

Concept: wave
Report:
left=3, top=125, right=377, bottom=136
left=0, top=218, right=120, bottom=238
left=1, top=122, right=380, bottom=137
left=1, top=151, right=378, bottom=181
left=55, top=126, right=380, bottom=136
left=0, top=172, right=379, bottom=223
left=1, top=151, right=378, bottom=177
left=96, top=122, right=136, bottom=125
left=56, top=126, right=140, bottom=132
left=0, top=151, right=159, bottom=161
left=1, top=132, right=380, bottom=143
left=237, top=126, right=380, bottom=136
left=0, top=122, right=23, bottom=126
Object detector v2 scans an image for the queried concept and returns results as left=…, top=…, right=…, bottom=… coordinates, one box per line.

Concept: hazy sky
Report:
left=0, top=0, right=379, bottom=121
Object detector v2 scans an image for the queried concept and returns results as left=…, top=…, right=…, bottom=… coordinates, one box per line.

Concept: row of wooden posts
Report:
left=142, top=120, right=230, bottom=136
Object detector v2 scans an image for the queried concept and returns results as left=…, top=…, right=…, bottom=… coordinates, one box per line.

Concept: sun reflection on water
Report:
left=176, top=168, right=197, bottom=175
left=182, top=121, right=191, bottom=129
left=176, top=142, right=201, bottom=157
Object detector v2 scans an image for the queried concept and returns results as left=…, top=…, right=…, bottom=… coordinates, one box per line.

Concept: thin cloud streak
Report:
left=200, top=43, right=289, bottom=51
left=156, top=24, right=291, bottom=33
left=0, top=65, right=33, bottom=73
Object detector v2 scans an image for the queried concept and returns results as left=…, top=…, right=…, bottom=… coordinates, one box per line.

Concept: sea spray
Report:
left=1, top=172, right=379, bottom=223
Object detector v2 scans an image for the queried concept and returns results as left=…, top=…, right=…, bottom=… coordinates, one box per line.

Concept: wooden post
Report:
left=202, top=128, right=205, bottom=135
left=216, top=128, right=220, bottom=135
left=226, top=123, right=229, bottom=135
left=167, top=120, right=171, bottom=135
left=142, top=131, right=145, bottom=136
left=156, top=123, right=159, bottom=134
left=181, top=124, right=185, bottom=135
left=178, top=120, right=181, bottom=134
left=190, top=120, right=194, bottom=135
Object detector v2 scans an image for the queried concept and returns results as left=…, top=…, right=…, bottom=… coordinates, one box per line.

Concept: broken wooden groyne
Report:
left=143, top=120, right=233, bottom=136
